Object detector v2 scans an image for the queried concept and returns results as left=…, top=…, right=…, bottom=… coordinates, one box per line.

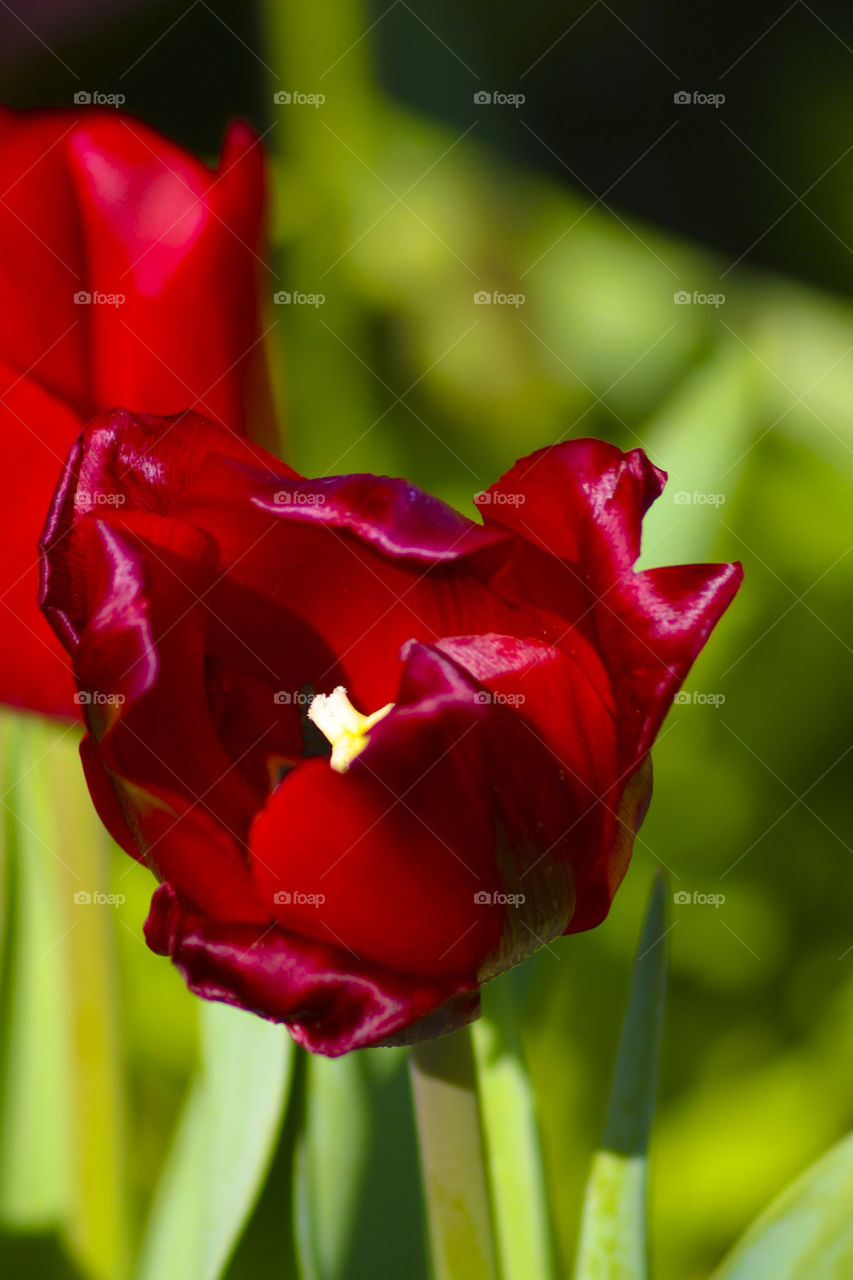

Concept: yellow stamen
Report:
left=307, top=686, right=394, bottom=772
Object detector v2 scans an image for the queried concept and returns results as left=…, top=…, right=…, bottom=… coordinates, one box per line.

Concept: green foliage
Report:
left=574, top=876, right=668, bottom=1280
left=136, top=1002, right=293, bottom=1280
left=710, top=1132, right=853, bottom=1280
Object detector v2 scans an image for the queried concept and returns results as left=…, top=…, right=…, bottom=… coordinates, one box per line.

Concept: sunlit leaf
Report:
left=574, top=874, right=668, bottom=1280
left=136, top=1001, right=294, bottom=1280
left=709, top=1130, right=853, bottom=1280
left=474, top=979, right=556, bottom=1280
left=0, top=715, right=74, bottom=1230
left=293, top=1050, right=370, bottom=1280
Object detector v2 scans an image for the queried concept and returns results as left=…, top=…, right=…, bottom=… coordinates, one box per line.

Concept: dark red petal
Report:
left=46, top=510, right=267, bottom=922
left=250, top=471, right=510, bottom=564
left=595, top=561, right=742, bottom=765
left=0, top=108, right=272, bottom=433
left=144, top=882, right=480, bottom=1056
left=80, top=732, right=141, bottom=860
left=68, top=117, right=271, bottom=434
left=39, top=407, right=291, bottom=649
left=566, top=755, right=654, bottom=934
left=482, top=439, right=742, bottom=766
left=431, top=633, right=623, bottom=951
left=248, top=646, right=503, bottom=980
left=0, top=363, right=83, bottom=716
left=172, top=452, right=529, bottom=712
left=0, top=109, right=91, bottom=415
left=249, top=636, right=618, bottom=986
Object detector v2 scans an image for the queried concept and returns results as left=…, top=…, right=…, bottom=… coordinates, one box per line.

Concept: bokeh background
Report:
left=1, top=2, right=852, bottom=1278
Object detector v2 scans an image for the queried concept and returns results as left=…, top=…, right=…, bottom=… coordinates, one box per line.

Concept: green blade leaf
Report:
left=136, top=1000, right=294, bottom=1280
left=574, top=873, right=669, bottom=1280
left=709, top=1130, right=853, bottom=1280
left=410, top=1027, right=499, bottom=1280
left=473, top=979, right=556, bottom=1280
left=0, top=713, right=129, bottom=1278
left=0, top=714, right=72, bottom=1230
left=293, top=1050, right=371, bottom=1280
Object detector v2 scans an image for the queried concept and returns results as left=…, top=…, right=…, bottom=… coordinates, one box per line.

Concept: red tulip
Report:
left=40, top=410, right=742, bottom=1055
left=0, top=106, right=273, bottom=717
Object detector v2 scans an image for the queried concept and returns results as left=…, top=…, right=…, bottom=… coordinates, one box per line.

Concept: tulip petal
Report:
left=144, top=882, right=480, bottom=1057
left=0, top=363, right=83, bottom=715
left=0, top=108, right=271, bottom=434
left=0, top=107, right=276, bottom=716
left=482, top=438, right=742, bottom=766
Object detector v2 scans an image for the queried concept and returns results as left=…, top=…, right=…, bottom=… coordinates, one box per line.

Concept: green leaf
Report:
left=410, top=1027, right=499, bottom=1280
left=709, top=1130, right=853, bottom=1280
left=293, top=1050, right=371, bottom=1280
left=473, top=979, right=556, bottom=1280
left=136, top=1000, right=295, bottom=1280
left=574, top=873, right=669, bottom=1280
left=0, top=713, right=129, bottom=1278
left=0, top=714, right=72, bottom=1230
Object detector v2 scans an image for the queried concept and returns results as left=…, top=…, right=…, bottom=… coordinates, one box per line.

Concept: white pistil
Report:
left=307, top=686, right=394, bottom=772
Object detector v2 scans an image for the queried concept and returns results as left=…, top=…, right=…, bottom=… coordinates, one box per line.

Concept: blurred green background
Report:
left=1, top=2, right=852, bottom=1278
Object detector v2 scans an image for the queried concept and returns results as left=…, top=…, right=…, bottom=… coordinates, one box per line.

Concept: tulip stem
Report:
left=409, top=1027, right=499, bottom=1280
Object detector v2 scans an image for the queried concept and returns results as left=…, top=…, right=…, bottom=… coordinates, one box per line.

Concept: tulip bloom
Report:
left=40, top=411, right=741, bottom=1054
left=0, top=107, right=273, bottom=716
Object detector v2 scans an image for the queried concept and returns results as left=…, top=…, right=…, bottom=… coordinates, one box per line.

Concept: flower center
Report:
left=307, top=686, right=393, bottom=772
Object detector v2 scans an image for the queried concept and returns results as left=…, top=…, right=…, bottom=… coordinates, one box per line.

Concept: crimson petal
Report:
left=145, top=882, right=480, bottom=1057
left=482, top=439, right=743, bottom=767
